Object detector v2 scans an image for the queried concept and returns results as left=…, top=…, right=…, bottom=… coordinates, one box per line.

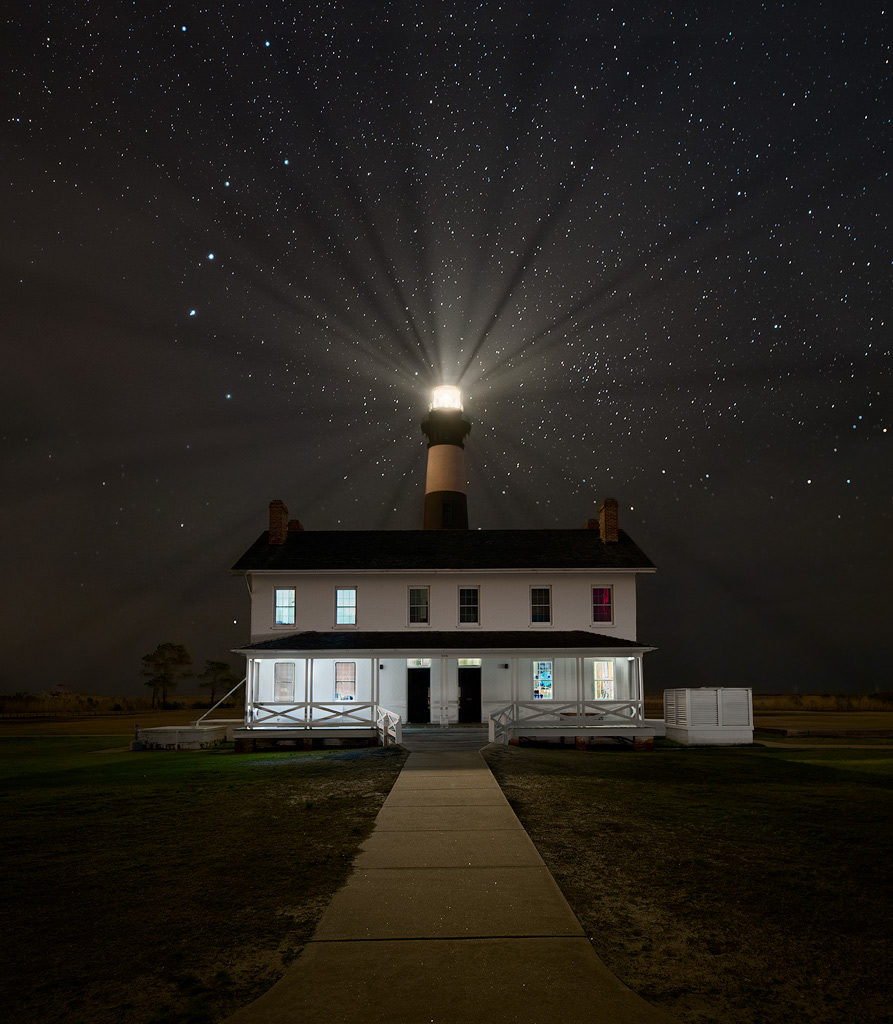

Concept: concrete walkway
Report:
left=225, top=745, right=676, bottom=1024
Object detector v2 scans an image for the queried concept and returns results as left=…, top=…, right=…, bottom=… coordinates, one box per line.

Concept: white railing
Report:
left=194, top=677, right=246, bottom=725
left=488, top=700, right=644, bottom=744
left=247, top=701, right=378, bottom=730
left=376, top=707, right=403, bottom=746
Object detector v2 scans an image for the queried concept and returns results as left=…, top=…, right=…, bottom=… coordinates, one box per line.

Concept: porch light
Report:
left=430, top=384, right=463, bottom=411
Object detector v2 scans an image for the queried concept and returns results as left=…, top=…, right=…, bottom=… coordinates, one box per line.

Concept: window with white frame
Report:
left=335, top=662, right=356, bottom=701
left=530, top=587, right=551, bottom=624
left=458, top=586, right=480, bottom=624
left=274, top=662, right=295, bottom=701
left=406, top=658, right=432, bottom=668
left=533, top=660, right=553, bottom=700
left=335, top=587, right=357, bottom=625
left=274, top=588, right=296, bottom=625
left=591, top=586, right=613, bottom=624
left=409, top=587, right=430, bottom=624
left=593, top=659, right=615, bottom=700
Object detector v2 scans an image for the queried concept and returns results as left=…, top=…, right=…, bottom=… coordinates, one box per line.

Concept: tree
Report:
left=197, top=659, right=236, bottom=705
left=142, top=643, right=192, bottom=708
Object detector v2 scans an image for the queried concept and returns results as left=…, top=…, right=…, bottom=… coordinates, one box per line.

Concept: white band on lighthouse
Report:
left=425, top=444, right=466, bottom=494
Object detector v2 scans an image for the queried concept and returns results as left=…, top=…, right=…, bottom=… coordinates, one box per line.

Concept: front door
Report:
left=407, top=668, right=430, bottom=723
left=458, top=667, right=482, bottom=723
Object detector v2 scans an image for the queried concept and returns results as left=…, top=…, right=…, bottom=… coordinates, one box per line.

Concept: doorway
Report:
left=458, top=666, right=482, bottom=723
left=407, top=667, right=431, bottom=723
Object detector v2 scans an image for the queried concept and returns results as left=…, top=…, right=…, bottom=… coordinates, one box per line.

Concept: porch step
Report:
left=401, top=726, right=489, bottom=751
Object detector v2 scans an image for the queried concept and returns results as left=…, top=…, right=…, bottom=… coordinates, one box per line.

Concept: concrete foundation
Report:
left=132, top=725, right=228, bottom=751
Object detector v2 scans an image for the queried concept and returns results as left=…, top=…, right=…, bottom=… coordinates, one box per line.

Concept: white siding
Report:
left=249, top=572, right=639, bottom=640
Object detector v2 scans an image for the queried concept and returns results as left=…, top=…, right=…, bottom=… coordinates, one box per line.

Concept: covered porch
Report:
left=232, top=630, right=659, bottom=747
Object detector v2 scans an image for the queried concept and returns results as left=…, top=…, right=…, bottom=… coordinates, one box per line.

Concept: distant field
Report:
left=485, top=743, right=893, bottom=1024
left=0, top=731, right=406, bottom=1024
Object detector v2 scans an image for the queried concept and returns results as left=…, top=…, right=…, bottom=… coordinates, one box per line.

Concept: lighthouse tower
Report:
left=421, top=385, right=471, bottom=530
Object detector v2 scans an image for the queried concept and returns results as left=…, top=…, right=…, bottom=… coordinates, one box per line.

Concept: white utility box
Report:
left=663, top=687, right=753, bottom=745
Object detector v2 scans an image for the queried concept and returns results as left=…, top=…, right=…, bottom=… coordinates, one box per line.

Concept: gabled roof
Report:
left=238, top=630, right=654, bottom=653
left=231, top=529, right=654, bottom=573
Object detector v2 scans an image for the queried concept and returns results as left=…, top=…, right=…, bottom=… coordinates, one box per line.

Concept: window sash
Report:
left=458, top=587, right=479, bottom=624
left=334, top=661, right=356, bottom=701
left=274, top=589, right=296, bottom=625
left=592, top=586, right=613, bottom=623
left=335, top=588, right=357, bottom=625
left=409, top=587, right=430, bottom=624
left=273, top=662, right=295, bottom=701
left=533, top=660, right=553, bottom=700
left=530, top=587, right=551, bottom=623
left=593, top=659, right=615, bottom=700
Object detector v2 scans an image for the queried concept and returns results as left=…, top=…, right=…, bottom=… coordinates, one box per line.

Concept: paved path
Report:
left=225, top=744, right=676, bottom=1024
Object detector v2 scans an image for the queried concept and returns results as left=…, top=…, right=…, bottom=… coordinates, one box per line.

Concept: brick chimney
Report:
left=269, top=499, right=288, bottom=545
left=598, top=498, right=619, bottom=543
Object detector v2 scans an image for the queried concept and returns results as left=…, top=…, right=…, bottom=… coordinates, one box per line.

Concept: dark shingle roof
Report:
left=231, top=529, right=654, bottom=572
left=238, top=630, right=653, bottom=653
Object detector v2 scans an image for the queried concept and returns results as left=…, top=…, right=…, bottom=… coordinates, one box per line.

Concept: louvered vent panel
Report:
left=664, top=689, right=687, bottom=725
left=690, top=690, right=720, bottom=726
left=721, top=689, right=751, bottom=725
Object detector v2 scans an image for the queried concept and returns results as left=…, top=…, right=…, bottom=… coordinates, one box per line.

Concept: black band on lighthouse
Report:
left=424, top=491, right=468, bottom=530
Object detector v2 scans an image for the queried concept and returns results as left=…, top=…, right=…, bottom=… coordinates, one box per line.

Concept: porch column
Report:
left=306, top=658, right=313, bottom=723
left=575, top=656, right=584, bottom=705
left=371, top=657, right=378, bottom=709
left=439, top=654, right=448, bottom=726
left=246, top=658, right=255, bottom=728
left=510, top=656, right=519, bottom=703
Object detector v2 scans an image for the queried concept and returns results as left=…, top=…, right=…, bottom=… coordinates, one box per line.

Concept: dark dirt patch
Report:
left=483, top=743, right=892, bottom=1024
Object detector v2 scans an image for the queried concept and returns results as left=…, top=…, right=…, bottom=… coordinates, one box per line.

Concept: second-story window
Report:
left=458, top=587, right=480, bottom=624
left=409, top=587, right=430, bottom=624
left=274, top=588, right=296, bottom=625
left=335, top=588, right=357, bottom=625
left=530, top=587, right=552, bottom=624
left=592, top=586, right=613, bottom=624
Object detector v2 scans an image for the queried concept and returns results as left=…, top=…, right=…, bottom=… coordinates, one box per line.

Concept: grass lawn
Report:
left=483, top=742, right=893, bottom=1024
left=0, top=735, right=406, bottom=1024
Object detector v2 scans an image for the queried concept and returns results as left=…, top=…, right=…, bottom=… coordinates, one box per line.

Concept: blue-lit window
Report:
left=335, top=588, right=357, bottom=625
left=533, top=660, right=553, bottom=700
left=274, top=589, right=295, bottom=625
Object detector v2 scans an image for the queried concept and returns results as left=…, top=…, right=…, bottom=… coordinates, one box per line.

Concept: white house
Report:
left=229, top=386, right=661, bottom=748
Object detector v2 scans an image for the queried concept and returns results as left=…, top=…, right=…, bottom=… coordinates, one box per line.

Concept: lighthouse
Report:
left=421, top=385, right=471, bottom=530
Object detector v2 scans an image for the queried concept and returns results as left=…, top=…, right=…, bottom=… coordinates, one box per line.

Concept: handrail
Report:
left=488, top=700, right=646, bottom=744
left=375, top=706, right=403, bottom=746
left=194, top=677, right=246, bottom=725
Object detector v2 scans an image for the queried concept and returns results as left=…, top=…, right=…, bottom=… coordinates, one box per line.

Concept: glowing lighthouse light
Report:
left=430, top=385, right=463, bottom=411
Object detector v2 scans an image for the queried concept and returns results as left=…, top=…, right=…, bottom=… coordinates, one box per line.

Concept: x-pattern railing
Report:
left=489, top=700, right=644, bottom=744
left=248, top=701, right=377, bottom=729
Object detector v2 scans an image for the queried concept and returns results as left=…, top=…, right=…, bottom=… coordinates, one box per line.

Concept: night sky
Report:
left=3, top=2, right=890, bottom=697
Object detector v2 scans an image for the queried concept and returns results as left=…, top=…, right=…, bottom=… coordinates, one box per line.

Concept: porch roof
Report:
left=237, top=630, right=654, bottom=655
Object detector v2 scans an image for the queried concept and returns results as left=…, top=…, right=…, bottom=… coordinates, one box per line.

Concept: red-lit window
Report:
left=592, top=586, right=613, bottom=624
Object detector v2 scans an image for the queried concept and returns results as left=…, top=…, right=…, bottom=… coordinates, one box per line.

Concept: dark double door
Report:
left=407, top=666, right=482, bottom=723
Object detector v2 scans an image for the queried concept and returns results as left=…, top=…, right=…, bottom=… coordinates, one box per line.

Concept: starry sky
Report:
left=3, top=1, right=890, bottom=697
